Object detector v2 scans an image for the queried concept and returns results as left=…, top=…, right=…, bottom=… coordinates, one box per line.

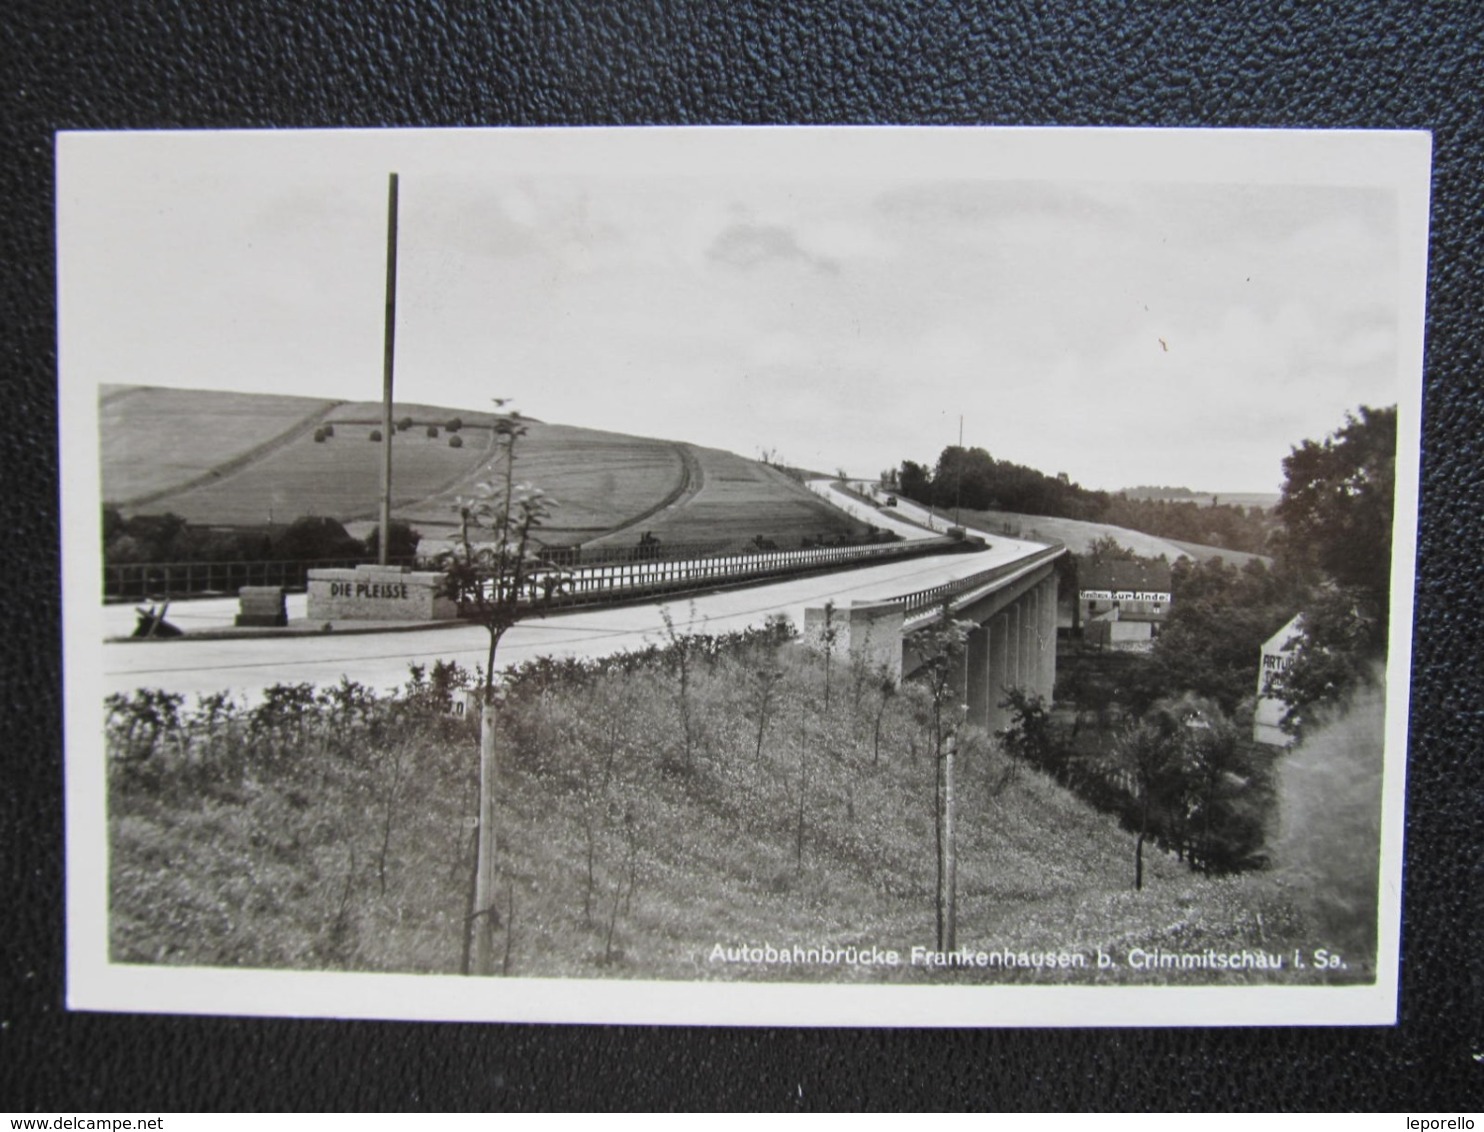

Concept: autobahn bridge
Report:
left=807, top=542, right=1065, bottom=734
left=102, top=528, right=1066, bottom=709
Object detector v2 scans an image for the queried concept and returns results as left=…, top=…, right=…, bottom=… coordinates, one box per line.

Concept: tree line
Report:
left=896, top=405, right=1395, bottom=738
left=996, top=405, right=1397, bottom=900
left=103, top=507, right=421, bottom=567
left=888, top=448, right=1276, bottom=554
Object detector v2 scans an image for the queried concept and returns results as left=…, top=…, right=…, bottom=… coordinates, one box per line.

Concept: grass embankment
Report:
left=100, top=385, right=340, bottom=506
left=954, top=507, right=1190, bottom=560
left=400, top=420, right=691, bottom=546
left=1162, top=539, right=1273, bottom=569
left=100, top=384, right=871, bottom=551
left=587, top=445, right=874, bottom=554
left=108, top=626, right=1366, bottom=985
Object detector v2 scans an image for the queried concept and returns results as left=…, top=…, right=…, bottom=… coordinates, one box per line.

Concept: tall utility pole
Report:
left=954, top=413, right=964, bottom=527
left=378, top=173, right=399, bottom=566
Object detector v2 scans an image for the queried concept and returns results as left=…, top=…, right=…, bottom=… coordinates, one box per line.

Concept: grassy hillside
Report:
left=928, top=504, right=1191, bottom=561
left=132, top=412, right=497, bottom=527
left=401, top=421, right=689, bottom=543
left=588, top=444, right=874, bottom=553
left=1163, top=539, right=1273, bottom=569
left=107, top=629, right=1362, bottom=986
left=99, top=385, right=867, bottom=551
left=1118, top=487, right=1281, bottom=510
left=100, top=385, right=339, bottom=505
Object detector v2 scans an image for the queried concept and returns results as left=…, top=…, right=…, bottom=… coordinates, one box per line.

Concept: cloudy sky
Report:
left=60, top=129, right=1427, bottom=493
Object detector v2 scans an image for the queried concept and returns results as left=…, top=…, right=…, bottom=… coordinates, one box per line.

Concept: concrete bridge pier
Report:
left=806, top=550, right=1062, bottom=737
left=952, top=568, right=1058, bottom=735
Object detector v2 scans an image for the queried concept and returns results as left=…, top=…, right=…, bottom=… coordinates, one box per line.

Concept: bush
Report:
left=369, top=429, right=382, bottom=442
left=272, top=515, right=365, bottom=562
left=448, top=434, right=463, bottom=449
left=426, top=425, right=439, bottom=438
left=322, top=423, right=334, bottom=437
left=363, top=520, right=421, bottom=562
left=446, top=417, right=463, bottom=433
left=313, top=428, right=327, bottom=443
left=397, top=416, right=414, bottom=432
left=108, top=617, right=1328, bottom=982
left=102, top=511, right=191, bottom=563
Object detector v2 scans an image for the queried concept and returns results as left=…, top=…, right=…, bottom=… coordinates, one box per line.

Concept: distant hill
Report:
left=895, top=446, right=1277, bottom=557
left=1162, top=539, right=1273, bottom=569
left=1117, top=485, right=1281, bottom=510
left=955, top=507, right=1191, bottom=561
left=100, top=384, right=873, bottom=552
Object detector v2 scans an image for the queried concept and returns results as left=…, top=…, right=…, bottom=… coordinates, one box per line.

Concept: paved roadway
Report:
left=101, top=529, right=1046, bottom=702
left=804, top=479, right=938, bottom=541
left=848, top=483, right=964, bottom=535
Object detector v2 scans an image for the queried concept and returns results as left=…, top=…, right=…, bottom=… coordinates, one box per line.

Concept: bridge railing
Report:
left=104, top=556, right=418, bottom=602
left=104, top=531, right=910, bottom=603
left=466, top=535, right=967, bottom=612
left=890, top=541, right=1067, bottom=620
left=419, top=532, right=901, bottom=571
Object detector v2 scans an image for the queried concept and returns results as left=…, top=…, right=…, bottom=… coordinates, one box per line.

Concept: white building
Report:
left=1253, top=613, right=1303, bottom=747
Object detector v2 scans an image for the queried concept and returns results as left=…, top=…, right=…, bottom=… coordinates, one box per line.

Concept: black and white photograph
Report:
left=58, top=127, right=1429, bottom=1027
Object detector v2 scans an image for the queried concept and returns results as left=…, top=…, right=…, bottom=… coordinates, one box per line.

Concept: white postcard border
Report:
left=59, top=125, right=1431, bottom=1028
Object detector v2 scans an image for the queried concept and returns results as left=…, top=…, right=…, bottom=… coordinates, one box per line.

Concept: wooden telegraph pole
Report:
left=378, top=173, right=399, bottom=566
left=473, top=700, right=499, bottom=974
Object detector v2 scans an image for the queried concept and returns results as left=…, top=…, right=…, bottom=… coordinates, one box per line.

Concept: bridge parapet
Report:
left=893, top=542, right=1065, bottom=625
left=804, top=541, right=1066, bottom=734
left=803, top=600, right=906, bottom=682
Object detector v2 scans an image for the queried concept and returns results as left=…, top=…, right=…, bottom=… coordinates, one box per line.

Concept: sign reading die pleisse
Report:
left=307, top=565, right=457, bottom=622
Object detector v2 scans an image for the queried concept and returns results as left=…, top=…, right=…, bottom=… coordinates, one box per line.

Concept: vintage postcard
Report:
left=59, top=127, right=1430, bottom=1026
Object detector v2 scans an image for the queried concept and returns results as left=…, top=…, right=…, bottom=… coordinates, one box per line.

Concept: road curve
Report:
left=805, top=479, right=938, bottom=541
left=100, top=531, right=1048, bottom=702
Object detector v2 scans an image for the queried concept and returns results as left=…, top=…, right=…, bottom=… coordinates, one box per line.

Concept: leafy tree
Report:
left=748, top=660, right=783, bottom=765
left=898, top=460, right=932, bottom=504
left=437, top=406, right=554, bottom=704
left=894, top=447, right=1273, bottom=551
left=907, top=603, right=974, bottom=951
left=433, top=402, right=554, bottom=976
left=997, top=688, right=1055, bottom=772
left=1106, top=718, right=1179, bottom=890
left=659, top=605, right=701, bottom=772
left=271, top=515, right=364, bottom=562
left=362, top=520, right=421, bottom=563
left=1144, top=556, right=1301, bottom=714
left=102, top=510, right=190, bottom=563
left=102, top=505, right=127, bottom=543
left=1140, top=695, right=1269, bottom=875
left=1274, top=405, right=1396, bottom=619
left=870, top=666, right=897, bottom=766
left=1084, top=534, right=1142, bottom=565
left=1267, top=586, right=1381, bottom=740
left=818, top=600, right=840, bottom=713
left=1269, top=405, right=1397, bottom=730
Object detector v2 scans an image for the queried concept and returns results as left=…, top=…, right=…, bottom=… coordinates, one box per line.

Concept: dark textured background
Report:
left=3, top=1, right=1481, bottom=1112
